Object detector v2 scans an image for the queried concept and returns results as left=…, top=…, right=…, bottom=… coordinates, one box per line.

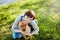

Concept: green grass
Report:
left=0, top=0, right=60, bottom=40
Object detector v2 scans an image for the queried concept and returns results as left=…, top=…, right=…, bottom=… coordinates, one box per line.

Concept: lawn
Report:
left=0, top=0, right=60, bottom=40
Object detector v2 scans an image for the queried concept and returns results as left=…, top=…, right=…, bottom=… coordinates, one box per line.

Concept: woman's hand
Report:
left=29, top=33, right=33, bottom=36
left=25, top=33, right=33, bottom=36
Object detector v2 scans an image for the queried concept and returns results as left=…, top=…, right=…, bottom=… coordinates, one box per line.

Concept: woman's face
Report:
left=24, top=16, right=33, bottom=23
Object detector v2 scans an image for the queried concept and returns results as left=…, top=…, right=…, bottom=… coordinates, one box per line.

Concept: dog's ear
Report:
left=19, top=22, right=22, bottom=27
left=18, top=21, right=24, bottom=27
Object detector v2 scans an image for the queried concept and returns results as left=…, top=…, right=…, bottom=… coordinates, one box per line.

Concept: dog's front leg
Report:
left=22, top=33, right=27, bottom=40
left=29, top=35, right=32, bottom=40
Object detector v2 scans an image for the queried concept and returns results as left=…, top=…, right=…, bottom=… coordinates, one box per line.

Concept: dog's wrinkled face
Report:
left=18, top=21, right=28, bottom=31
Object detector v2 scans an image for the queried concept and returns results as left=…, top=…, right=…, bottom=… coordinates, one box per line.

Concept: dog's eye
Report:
left=20, top=25, right=26, bottom=27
